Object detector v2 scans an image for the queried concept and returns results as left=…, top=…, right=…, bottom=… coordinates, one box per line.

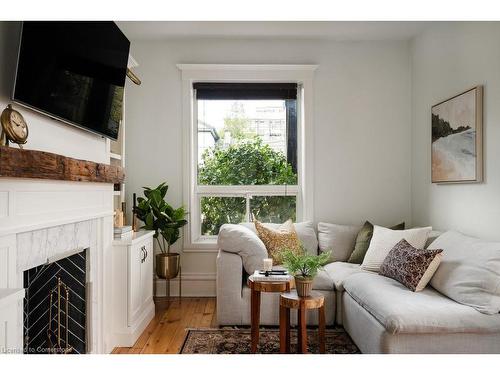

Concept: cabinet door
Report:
left=127, top=243, right=143, bottom=326
left=0, top=299, right=23, bottom=353
left=140, top=238, right=153, bottom=308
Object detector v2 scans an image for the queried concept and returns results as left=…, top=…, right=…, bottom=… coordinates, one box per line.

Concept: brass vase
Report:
left=295, top=276, right=313, bottom=297
left=156, top=253, right=180, bottom=280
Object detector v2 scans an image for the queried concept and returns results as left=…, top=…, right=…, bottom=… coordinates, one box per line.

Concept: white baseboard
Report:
left=112, top=301, right=155, bottom=348
left=154, top=272, right=216, bottom=297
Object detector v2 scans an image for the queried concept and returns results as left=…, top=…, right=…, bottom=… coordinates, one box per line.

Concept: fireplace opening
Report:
left=23, top=250, right=87, bottom=354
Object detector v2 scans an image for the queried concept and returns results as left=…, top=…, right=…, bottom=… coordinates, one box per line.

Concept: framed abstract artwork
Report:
left=431, top=86, right=483, bottom=183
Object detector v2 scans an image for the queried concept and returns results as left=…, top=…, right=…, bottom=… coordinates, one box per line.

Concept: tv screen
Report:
left=13, top=21, right=130, bottom=140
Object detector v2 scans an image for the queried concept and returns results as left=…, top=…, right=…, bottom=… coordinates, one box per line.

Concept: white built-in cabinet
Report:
left=0, top=234, right=23, bottom=354
left=128, top=234, right=154, bottom=326
left=111, top=230, right=155, bottom=347
left=0, top=289, right=24, bottom=353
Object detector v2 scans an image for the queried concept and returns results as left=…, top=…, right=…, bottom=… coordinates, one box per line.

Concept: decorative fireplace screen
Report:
left=23, top=250, right=87, bottom=354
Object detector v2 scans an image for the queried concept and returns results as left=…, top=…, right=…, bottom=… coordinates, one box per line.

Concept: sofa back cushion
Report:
left=217, top=224, right=268, bottom=275
left=428, top=231, right=500, bottom=314
left=425, top=230, right=442, bottom=248
left=317, top=222, right=361, bottom=262
left=361, top=225, right=432, bottom=272
left=240, top=221, right=318, bottom=255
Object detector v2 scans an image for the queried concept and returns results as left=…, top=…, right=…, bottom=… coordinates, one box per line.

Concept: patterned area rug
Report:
left=180, top=328, right=360, bottom=354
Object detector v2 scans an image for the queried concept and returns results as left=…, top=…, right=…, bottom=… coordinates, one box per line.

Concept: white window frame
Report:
left=178, top=64, right=317, bottom=252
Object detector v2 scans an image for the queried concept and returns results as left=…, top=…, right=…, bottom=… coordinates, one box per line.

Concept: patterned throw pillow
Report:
left=379, top=239, right=443, bottom=292
left=254, top=219, right=301, bottom=264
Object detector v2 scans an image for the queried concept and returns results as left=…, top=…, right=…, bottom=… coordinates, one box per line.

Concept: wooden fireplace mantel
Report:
left=0, top=146, right=124, bottom=184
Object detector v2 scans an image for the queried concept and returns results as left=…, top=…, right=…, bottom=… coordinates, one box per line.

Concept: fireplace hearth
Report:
left=23, top=250, right=87, bottom=354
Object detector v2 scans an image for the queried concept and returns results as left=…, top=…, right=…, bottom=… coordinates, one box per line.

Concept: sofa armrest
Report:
left=216, top=249, right=244, bottom=325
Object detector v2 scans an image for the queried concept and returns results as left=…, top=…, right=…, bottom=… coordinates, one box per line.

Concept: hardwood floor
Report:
left=111, top=297, right=217, bottom=354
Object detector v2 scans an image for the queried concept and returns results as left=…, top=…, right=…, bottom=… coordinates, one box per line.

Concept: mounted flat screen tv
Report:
left=13, top=21, right=130, bottom=140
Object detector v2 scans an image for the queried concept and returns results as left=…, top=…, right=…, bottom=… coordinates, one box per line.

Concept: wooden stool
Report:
left=279, top=290, right=325, bottom=354
left=247, top=277, right=293, bottom=353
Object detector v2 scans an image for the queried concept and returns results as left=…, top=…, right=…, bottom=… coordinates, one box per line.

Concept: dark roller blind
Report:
left=193, top=82, right=297, bottom=100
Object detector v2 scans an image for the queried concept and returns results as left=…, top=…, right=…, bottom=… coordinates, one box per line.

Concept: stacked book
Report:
left=250, top=270, right=292, bottom=282
left=114, top=225, right=133, bottom=239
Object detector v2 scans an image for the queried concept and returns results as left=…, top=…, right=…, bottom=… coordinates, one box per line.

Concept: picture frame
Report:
left=431, top=86, right=483, bottom=183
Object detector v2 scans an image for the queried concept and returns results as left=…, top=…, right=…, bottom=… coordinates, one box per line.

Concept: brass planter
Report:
left=295, top=276, right=314, bottom=297
left=156, top=253, right=180, bottom=280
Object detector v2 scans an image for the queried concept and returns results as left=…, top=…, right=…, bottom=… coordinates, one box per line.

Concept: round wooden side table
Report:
left=247, top=276, right=294, bottom=353
left=279, top=290, right=326, bottom=354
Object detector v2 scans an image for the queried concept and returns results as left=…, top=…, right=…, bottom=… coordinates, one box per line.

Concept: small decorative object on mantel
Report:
left=132, top=193, right=139, bottom=232
left=113, top=225, right=133, bottom=239
left=134, top=182, right=188, bottom=301
left=1, top=104, right=29, bottom=148
left=431, top=86, right=483, bottom=183
left=114, top=208, right=124, bottom=227
left=282, top=247, right=331, bottom=297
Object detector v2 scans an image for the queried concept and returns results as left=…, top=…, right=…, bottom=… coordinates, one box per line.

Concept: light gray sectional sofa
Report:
left=216, top=222, right=500, bottom=353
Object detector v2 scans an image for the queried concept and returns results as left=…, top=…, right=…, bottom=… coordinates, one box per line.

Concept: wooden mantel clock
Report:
left=1, top=104, right=29, bottom=148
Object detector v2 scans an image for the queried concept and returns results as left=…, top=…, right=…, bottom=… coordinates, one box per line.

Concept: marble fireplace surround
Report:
left=0, top=179, right=114, bottom=354
left=19, top=220, right=99, bottom=353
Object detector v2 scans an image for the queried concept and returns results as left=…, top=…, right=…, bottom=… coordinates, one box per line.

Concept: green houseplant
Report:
left=282, top=247, right=331, bottom=297
left=134, top=182, right=188, bottom=279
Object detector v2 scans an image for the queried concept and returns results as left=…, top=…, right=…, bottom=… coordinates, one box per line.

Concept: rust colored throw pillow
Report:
left=254, top=219, right=301, bottom=264
left=379, top=239, right=443, bottom=292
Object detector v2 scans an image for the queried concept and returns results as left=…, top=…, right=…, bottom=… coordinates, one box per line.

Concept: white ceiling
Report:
left=116, top=21, right=431, bottom=42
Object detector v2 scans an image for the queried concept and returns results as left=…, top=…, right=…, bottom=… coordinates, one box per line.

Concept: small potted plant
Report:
left=134, top=182, right=188, bottom=280
left=282, top=247, right=331, bottom=297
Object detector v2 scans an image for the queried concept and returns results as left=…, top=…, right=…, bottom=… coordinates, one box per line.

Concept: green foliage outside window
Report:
left=198, top=138, right=298, bottom=235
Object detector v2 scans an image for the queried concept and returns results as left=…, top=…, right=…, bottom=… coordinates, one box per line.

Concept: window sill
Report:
left=183, top=238, right=219, bottom=253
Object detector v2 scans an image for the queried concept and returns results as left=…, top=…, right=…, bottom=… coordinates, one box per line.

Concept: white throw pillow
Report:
left=361, top=225, right=432, bottom=272
left=317, top=222, right=362, bottom=262
left=239, top=221, right=318, bottom=255
left=428, top=231, right=500, bottom=314
left=217, top=224, right=268, bottom=275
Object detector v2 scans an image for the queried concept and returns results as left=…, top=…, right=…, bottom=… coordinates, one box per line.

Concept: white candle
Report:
left=263, top=258, right=273, bottom=272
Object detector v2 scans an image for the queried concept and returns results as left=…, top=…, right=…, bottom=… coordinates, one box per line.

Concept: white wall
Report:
left=125, top=38, right=412, bottom=295
left=0, top=22, right=109, bottom=163
left=411, top=22, right=500, bottom=240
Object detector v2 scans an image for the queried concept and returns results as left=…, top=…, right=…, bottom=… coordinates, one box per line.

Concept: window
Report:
left=193, top=83, right=300, bottom=239
left=179, top=64, right=316, bottom=249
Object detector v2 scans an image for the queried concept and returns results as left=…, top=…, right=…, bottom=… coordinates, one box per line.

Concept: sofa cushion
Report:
left=343, top=272, right=500, bottom=334
left=361, top=225, right=432, bottom=272
left=428, top=231, right=500, bottom=315
left=313, top=262, right=370, bottom=291
left=348, top=221, right=405, bottom=264
left=318, top=222, right=361, bottom=262
left=312, top=269, right=335, bottom=290
left=379, top=239, right=443, bottom=292
left=425, top=230, right=442, bottom=248
left=324, top=262, right=368, bottom=291
left=217, top=224, right=268, bottom=275
left=254, top=219, right=301, bottom=264
left=240, top=221, right=318, bottom=255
